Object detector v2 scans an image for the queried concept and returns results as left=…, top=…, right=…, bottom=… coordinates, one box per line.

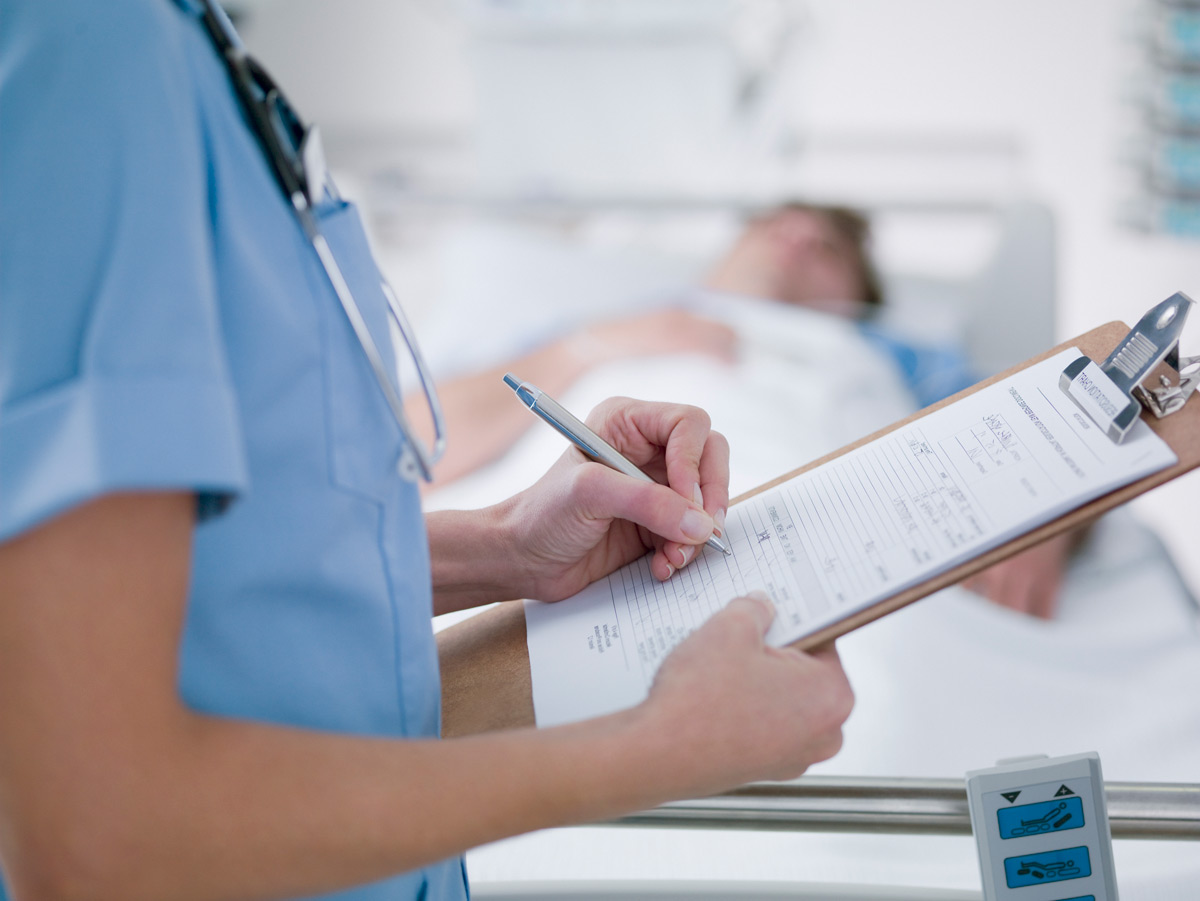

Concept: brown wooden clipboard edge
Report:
left=438, top=320, right=1200, bottom=734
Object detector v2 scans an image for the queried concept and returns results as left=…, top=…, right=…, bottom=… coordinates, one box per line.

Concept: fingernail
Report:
left=680, top=507, right=714, bottom=541
left=692, top=482, right=704, bottom=506
left=678, top=544, right=696, bottom=567
left=714, top=507, right=727, bottom=538
left=746, top=589, right=775, bottom=615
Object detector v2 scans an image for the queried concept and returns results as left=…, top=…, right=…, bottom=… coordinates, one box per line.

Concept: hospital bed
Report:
left=367, top=192, right=1200, bottom=900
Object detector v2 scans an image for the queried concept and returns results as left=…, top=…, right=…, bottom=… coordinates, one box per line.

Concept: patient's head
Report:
left=704, top=203, right=882, bottom=317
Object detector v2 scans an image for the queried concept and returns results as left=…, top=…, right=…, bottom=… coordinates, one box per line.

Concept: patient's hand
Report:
left=962, top=531, right=1077, bottom=620
left=569, top=309, right=738, bottom=367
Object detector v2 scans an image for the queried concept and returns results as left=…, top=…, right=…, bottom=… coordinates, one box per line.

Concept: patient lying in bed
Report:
left=416, top=202, right=1077, bottom=621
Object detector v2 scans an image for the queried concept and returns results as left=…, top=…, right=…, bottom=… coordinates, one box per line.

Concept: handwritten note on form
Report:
left=524, top=349, right=1178, bottom=726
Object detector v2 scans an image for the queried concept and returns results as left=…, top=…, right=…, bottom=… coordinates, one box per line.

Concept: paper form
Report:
left=524, top=349, right=1178, bottom=726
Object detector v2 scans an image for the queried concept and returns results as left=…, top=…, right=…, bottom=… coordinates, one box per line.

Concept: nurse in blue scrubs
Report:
left=0, top=1, right=854, bottom=899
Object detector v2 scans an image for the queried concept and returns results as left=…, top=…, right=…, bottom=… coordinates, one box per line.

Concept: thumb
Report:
left=716, top=590, right=777, bottom=638
left=729, top=592, right=777, bottom=633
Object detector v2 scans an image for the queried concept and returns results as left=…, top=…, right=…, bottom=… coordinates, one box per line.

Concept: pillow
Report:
left=415, top=221, right=708, bottom=379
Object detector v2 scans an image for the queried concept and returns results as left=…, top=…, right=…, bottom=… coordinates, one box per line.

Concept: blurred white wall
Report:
left=236, top=0, right=1200, bottom=592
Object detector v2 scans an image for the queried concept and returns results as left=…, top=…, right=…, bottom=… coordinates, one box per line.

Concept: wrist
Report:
left=541, top=703, right=698, bottom=819
left=622, top=692, right=729, bottom=802
left=615, top=695, right=741, bottom=806
left=427, top=501, right=528, bottom=614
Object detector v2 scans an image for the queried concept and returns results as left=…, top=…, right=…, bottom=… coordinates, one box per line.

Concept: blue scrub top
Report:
left=0, top=2, right=466, bottom=898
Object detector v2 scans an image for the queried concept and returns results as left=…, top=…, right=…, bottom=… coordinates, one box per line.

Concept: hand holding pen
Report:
left=504, top=374, right=730, bottom=580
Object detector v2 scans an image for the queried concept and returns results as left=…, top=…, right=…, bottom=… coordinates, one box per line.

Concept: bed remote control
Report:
left=966, top=752, right=1118, bottom=901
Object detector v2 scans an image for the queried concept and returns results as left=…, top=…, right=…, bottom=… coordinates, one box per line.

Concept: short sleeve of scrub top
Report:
left=0, top=0, right=247, bottom=530
left=0, top=3, right=465, bottom=900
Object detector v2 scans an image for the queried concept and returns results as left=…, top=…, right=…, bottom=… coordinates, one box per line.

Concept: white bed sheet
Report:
left=424, top=298, right=1200, bottom=898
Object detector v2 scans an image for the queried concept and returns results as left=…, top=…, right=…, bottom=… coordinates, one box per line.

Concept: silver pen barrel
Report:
left=530, top=392, right=654, bottom=485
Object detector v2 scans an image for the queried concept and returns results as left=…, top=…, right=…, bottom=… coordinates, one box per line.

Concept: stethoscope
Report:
left=196, top=0, right=446, bottom=483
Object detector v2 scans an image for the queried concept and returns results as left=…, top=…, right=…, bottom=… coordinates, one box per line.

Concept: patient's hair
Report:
left=755, top=201, right=884, bottom=307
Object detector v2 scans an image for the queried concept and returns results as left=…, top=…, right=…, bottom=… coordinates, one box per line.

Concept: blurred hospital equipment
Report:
left=1120, top=0, right=1200, bottom=237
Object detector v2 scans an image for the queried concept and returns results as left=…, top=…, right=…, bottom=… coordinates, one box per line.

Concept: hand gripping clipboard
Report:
left=437, top=296, right=1200, bottom=736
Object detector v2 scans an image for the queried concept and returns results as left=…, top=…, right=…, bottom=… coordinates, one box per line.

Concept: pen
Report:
left=503, top=373, right=732, bottom=556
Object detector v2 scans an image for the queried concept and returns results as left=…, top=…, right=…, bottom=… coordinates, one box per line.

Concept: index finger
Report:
left=589, top=399, right=731, bottom=525
left=643, top=404, right=730, bottom=528
left=659, top=427, right=731, bottom=570
left=691, top=428, right=731, bottom=529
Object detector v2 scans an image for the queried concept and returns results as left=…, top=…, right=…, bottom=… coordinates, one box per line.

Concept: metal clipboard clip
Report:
left=1060, top=291, right=1198, bottom=443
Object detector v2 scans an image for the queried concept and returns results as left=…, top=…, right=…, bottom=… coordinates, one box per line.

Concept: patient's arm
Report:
left=409, top=309, right=737, bottom=487
left=962, top=528, right=1086, bottom=620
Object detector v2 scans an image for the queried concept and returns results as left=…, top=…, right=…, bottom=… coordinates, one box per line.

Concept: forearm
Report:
left=15, top=704, right=674, bottom=901
left=426, top=501, right=530, bottom=614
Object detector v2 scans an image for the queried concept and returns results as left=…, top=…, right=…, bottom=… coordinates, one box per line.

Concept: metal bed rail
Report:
left=613, top=776, right=1200, bottom=840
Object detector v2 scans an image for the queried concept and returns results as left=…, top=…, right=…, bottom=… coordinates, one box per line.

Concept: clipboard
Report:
left=438, top=304, right=1200, bottom=737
